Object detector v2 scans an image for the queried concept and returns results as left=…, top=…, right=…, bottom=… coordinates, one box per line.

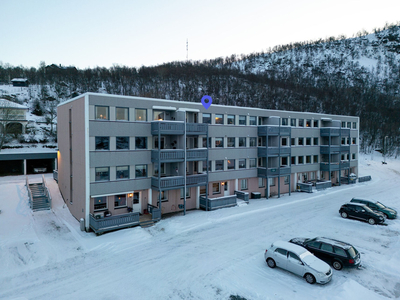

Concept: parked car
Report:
left=339, top=203, right=386, bottom=225
left=289, top=237, right=361, bottom=270
left=264, top=241, right=332, bottom=284
left=350, top=198, right=397, bottom=219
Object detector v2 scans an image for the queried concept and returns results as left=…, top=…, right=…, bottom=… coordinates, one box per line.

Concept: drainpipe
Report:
left=184, top=116, right=187, bottom=215
left=278, top=118, right=281, bottom=198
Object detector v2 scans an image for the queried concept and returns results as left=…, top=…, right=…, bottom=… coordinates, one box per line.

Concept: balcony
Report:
left=151, top=173, right=208, bottom=190
left=258, top=126, right=291, bottom=136
left=320, top=128, right=340, bottom=136
left=89, top=212, right=140, bottom=235
left=200, top=195, right=237, bottom=211
left=151, top=149, right=184, bottom=163
left=320, top=161, right=350, bottom=171
left=186, top=173, right=207, bottom=186
left=186, top=149, right=207, bottom=161
left=151, top=121, right=184, bottom=135
left=320, top=145, right=340, bottom=154
left=186, top=123, right=208, bottom=135
left=257, top=166, right=291, bottom=177
left=258, top=146, right=291, bottom=157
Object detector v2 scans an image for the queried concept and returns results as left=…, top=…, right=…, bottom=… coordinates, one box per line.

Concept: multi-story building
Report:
left=57, top=93, right=359, bottom=233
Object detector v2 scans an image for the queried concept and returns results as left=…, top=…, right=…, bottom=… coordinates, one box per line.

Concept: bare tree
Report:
left=0, top=100, right=20, bottom=150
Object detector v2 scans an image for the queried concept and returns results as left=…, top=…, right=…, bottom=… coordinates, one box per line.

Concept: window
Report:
left=303, top=173, right=308, bottom=181
left=116, top=136, right=129, bottom=150
left=313, top=137, right=319, bottom=145
left=114, top=194, right=127, bottom=208
left=227, top=115, right=235, bottom=125
left=213, top=182, right=221, bottom=194
left=154, top=110, right=165, bottom=121
left=135, top=137, right=147, bottom=149
left=352, top=153, right=356, bottom=160
left=241, top=179, right=248, bottom=190
left=284, top=175, right=290, bottom=185
left=342, top=121, right=346, bottom=128
left=333, top=246, right=347, bottom=257
left=135, top=109, right=147, bottom=121
left=94, top=196, right=107, bottom=210
left=306, top=156, right=311, bottom=164
left=116, top=166, right=129, bottom=179
left=306, top=119, right=311, bottom=127
left=239, top=159, right=246, bottom=169
left=308, top=241, right=321, bottom=249
left=227, top=159, right=235, bottom=170
left=341, top=138, right=346, bottom=145
left=291, top=156, right=296, bottom=165
left=298, top=119, right=304, bottom=127
left=215, top=160, right=224, bottom=171
left=259, top=177, right=265, bottom=188
left=249, top=116, right=256, bottom=125
left=258, top=157, right=266, bottom=167
left=95, top=106, right=109, bottom=120
left=215, top=137, right=224, bottom=148
left=268, top=178, right=275, bottom=186
left=291, top=138, right=295, bottom=146
left=215, top=114, right=224, bottom=124
left=200, top=186, right=206, bottom=195
left=275, top=248, right=287, bottom=256
left=95, top=137, right=109, bottom=150
left=258, top=137, right=266, bottom=146
left=180, top=188, right=191, bottom=199
left=227, top=137, right=235, bottom=147
left=281, top=137, right=288, bottom=146
left=239, top=115, right=246, bottom=125
left=298, top=137, right=304, bottom=146
left=313, top=120, right=319, bottom=127
left=290, top=118, right=296, bottom=127
left=298, top=156, right=304, bottom=164
left=352, top=122, right=357, bottom=129
left=154, top=137, right=165, bottom=149
left=202, top=160, right=211, bottom=172
left=320, top=243, right=333, bottom=253
left=352, top=138, right=356, bottom=145
left=133, top=192, right=139, bottom=204
left=239, top=137, right=246, bottom=147
left=347, top=122, right=351, bottom=128
left=306, top=137, right=311, bottom=146
left=281, top=157, right=288, bottom=166
left=250, top=137, right=257, bottom=147
left=203, top=113, right=211, bottom=124
left=95, top=167, right=109, bottom=181
left=116, top=107, right=128, bottom=121
left=135, top=164, right=147, bottom=178
left=249, top=158, right=256, bottom=168
left=313, top=155, right=319, bottom=163
left=160, top=191, right=168, bottom=201
left=154, top=163, right=165, bottom=176
left=282, top=118, right=288, bottom=126
left=288, top=252, right=301, bottom=262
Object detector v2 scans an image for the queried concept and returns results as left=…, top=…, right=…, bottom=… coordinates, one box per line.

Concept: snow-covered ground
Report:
left=1, top=153, right=400, bottom=300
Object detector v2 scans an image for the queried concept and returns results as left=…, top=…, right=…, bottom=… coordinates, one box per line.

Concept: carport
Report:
left=0, top=151, right=57, bottom=176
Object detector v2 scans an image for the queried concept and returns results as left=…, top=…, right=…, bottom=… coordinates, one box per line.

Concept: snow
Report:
left=1, top=153, right=400, bottom=300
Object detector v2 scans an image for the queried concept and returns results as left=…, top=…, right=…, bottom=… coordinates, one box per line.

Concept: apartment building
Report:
left=57, top=93, right=359, bottom=233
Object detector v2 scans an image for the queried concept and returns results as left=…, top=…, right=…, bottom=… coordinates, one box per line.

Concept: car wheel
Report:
left=266, top=258, right=276, bottom=268
left=305, top=273, right=316, bottom=284
left=341, top=212, right=348, bottom=218
left=332, top=260, right=343, bottom=270
left=384, top=214, right=389, bottom=219
left=368, top=218, right=376, bottom=225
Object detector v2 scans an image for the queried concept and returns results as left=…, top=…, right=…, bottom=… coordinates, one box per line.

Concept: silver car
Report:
left=264, top=241, right=333, bottom=284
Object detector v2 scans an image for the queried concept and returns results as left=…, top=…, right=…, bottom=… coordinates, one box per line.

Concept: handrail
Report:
left=42, top=175, right=52, bottom=209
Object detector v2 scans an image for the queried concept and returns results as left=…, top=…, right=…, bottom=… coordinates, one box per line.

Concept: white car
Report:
left=264, top=241, right=333, bottom=284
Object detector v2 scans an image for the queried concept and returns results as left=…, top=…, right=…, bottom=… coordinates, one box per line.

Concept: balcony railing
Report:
left=151, top=173, right=208, bottom=190
left=320, top=128, right=340, bottom=136
left=258, top=147, right=291, bottom=157
left=257, top=166, right=291, bottom=177
left=320, top=145, right=340, bottom=154
left=200, top=195, right=237, bottom=211
left=151, top=121, right=184, bottom=135
left=89, top=212, right=140, bottom=235
left=186, top=123, right=208, bottom=135
left=258, top=126, right=291, bottom=136
left=186, top=173, right=207, bottom=186
left=320, top=161, right=350, bottom=171
left=186, top=149, right=207, bottom=161
left=151, top=149, right=185, bottom=162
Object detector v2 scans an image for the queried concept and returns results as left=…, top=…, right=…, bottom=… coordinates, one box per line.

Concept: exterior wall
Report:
left=151, top=187, right=196, bottom=214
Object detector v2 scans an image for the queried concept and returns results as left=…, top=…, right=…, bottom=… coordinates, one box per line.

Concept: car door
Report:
left=353, top=206, right=367, bottom=221
left=273, top=248, right=288, bottom=268
left=305, top=241, right=322, bottom=259
left=319, top=243, right=334, bottom=263
left=346, top=205, right=357, bottom=218
left=286, top=251, right=305, bottom=276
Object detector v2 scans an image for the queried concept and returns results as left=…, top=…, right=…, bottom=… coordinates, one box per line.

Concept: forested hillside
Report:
left=1, top=23, right=399, bottom=154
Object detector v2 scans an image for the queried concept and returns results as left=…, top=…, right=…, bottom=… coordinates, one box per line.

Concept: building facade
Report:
left=57, top=93, right=359, bottom=232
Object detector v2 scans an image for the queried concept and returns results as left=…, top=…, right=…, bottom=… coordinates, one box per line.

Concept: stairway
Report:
left=140, top=220, right=156, bottom=228
left=29, top=183, right=51, bottom=211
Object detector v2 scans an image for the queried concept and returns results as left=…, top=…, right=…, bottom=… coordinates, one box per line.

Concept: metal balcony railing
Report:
left=151, top=149, right=185, bottom=162
left=151, top=121, right=184, bottom=135
left=258, top=126, right=291, bottom=136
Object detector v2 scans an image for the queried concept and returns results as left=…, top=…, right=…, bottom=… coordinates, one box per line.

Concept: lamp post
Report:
left=383, top=136, right=388, bottom=164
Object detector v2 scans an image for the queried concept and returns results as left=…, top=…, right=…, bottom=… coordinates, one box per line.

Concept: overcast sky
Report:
left=1, top=0, right=399, bottom=69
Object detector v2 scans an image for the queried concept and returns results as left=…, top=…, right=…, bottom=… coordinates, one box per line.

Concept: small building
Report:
left=0, top=99, right=29, bottom=135
left=11, top=78, right=29, bottom=87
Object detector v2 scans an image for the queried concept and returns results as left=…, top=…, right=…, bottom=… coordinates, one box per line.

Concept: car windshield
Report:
left=347, top=247, right=357, bottom=258
left=376, top=202, right=386, bottom=209
left=363, top=206, right=373, bottom=213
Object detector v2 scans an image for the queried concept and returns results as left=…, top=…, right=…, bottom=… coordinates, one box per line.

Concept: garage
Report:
left=0, top=151, right=57, bottom=176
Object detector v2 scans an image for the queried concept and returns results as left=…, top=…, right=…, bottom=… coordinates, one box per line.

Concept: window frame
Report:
left=94, top=196, right=107, bottom=211
left=95, top=105, right=109, bottom=120
left=202, top=113, right=211, bottom=124
left=227, top=159, right=235, bottom=170
left=239, top=115, right=246, bottom=125
left=95, top=136, right=110, bottom=151
left=135, top=164, right=148, bottom=178
left=116, top=165, right=129, bottom=180
left=215, top=160, right=224, bottom=171
left=114, top=194, right=127, bottom=208
left=115, top=107, right=129, bottom=121
left=95, top=167, right=110, bottom=181
left=135, top=108, right=147, bottom=122
left=227, top=114, right=235, bottom=125
left=215, top=114, right=224, bottom=125
left=116, top=136, right=129, bottom=150
left=241, top=179, right=248, bottom=190
left=135, top=136, right=147, bottom=149
left=238, top=137, right=246, bottom=147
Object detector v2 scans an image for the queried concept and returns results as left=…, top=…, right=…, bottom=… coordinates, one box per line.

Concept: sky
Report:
left=1, top=0, right=399, bottom=70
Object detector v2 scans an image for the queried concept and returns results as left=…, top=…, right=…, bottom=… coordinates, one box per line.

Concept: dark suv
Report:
left=289, top=237, right=361, bottom=270
left=339, top=203, right=385, bottom=225
left=350, top=198, right=397, bottom=219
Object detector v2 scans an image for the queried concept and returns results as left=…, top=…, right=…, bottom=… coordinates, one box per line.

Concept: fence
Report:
left=297, top=182, right=313, bottom=193
left=89, top=212, right=140, bottom=234
left=200, top=195, right=237, bottom=211
left=358, top=175, right=372, bottom=183
left=234, top=190, right=249, bottom=203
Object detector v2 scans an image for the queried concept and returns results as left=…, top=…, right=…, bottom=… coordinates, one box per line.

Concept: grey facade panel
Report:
left=89, top=121, right=151, bottom=137
left=291, top=147, right=320, bottom=156
left=90, top=150, right=151, bottom=167
left=290, top=128, right=320, bottom=138
left=208, top=148, right=257, bottom=160
left=291, top=163, right=320, bottom=173
left=208, top=125, right=258, bottom=137
left=208, top=169, right=257, bottom=182
left=90, top=178, right=151, bottom=196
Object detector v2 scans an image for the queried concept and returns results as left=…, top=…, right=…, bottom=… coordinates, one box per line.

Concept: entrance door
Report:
left=132, top=192, right=141, bottom=213
left=223, top=181, right=229, bottom=196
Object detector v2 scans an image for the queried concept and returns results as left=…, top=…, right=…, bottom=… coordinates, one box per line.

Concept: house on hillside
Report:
left=57, top=93, right=359, bottom=234
left=11, top=78, right=29, bottom=87
left=0, top=99, right=29, bottom=135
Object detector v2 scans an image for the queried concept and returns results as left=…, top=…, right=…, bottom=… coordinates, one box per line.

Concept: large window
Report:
left=313, top=137, right=319, bottom=146
left=306, top=156, right=311, bottom=164
left=241, top=179, right=248, bottom=190
left=94, top=196, right=107, bottom=210
left=116, top=166, right=129, bottom=179
left=306, top=119, right=311, bottom=127
left=306, top=137, right=311, bottom=146
left=298, top=119, right=304, bottom=127
left=135, top=109, right=147, bottom=121
left=215, top=114, right=224, bottom=124
left=291, top=156, right=296, bottom=165
left=114, top=194, right=127, bottom=208
left=249, top=116, right=256, bottom=125
left=249, top=137, right=257, bottom=147
left=203, top=113, right=211, bottom=124
left=95, top=106, right=109, bottom=120
left=180, top=188, right=191, bottom=199
left=135, top=137, right=147, bottom=149
left=95, top=167, right=109, bottom=181
left=116, top=136, right=129, bottom=150
left=239, top=137, right=246, bottom=147
left=203, top=137, right=211, bottom=148
left=135, top=164, right=147, bottom=178
left=239, top=159, right=246, bottom=169
left=290, top=118, right=296, bottom=127
left=249, top=158, right=256, bottom=168
left=298, top=156, right=304, bottom=164
left=314, top=120, right=319, bottom=127
left=215, top=160, right=224, bottom=171
left=352, top=122, right=357, bottom=129
left=282, top=118, right=288, bottom=126
left=313, top=155, right=319, bottom=163
left=227, top=115, right=235, bottom=125
left=298, top=137, right=304, bottom=146
left=153, top=110, right=165, bottom=121
left=227, top=159, right=235, bottom=170
left=95, top=137, right=109, bottom=150
left=284, top=175, right=290, bottom=185
left=116, top=107, right=128, bottom=121
left=202, top=160, right=211, bottom=172
left=259, top=177, right=265, bottom=188
left=239, top=115, right=246, bottom=125
left=212, top=182, right=221, bottom=194
left=215, top=137, right=224, bottom=148
left=227, top=137, right=235, bottom=147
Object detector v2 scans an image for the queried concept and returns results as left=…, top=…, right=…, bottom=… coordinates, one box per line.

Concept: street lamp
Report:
left=383, top=136, right=388, bottom=164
